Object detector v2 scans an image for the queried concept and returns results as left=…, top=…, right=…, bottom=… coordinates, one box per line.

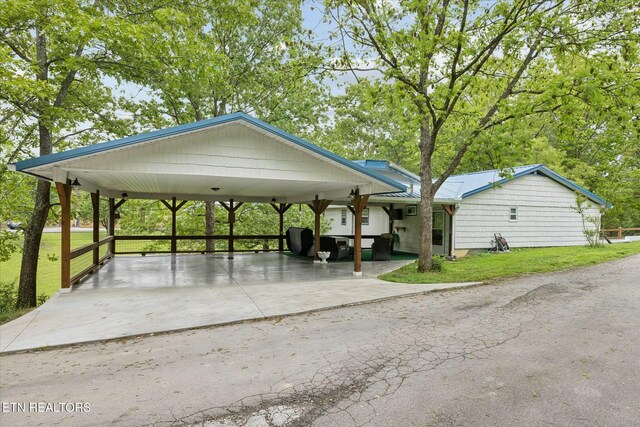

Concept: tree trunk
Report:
left=16, top=24, right=53, bottom=308
left=16, top=180, right=51, bottom=307
left=417, top=121, right=434, bottom=272
left=205, top=201, right=215, bottom=252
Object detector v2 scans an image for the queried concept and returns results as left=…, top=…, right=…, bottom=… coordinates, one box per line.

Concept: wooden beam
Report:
left=382, top=204, right=393, bottom=233
left=310, top=195, right=333, bottom=260
left=442, top=204, right=454, bottom=216
left=352, top=189, right=370, bottom=275
left=114, top=198, right=127, bottom=210
left=444, top=204, right=456, bottom=257
left=346, top=205, right=356, bottom=216
left=91, top=191, right=100, bottom=265
left=56, top=181, right=72, bottom=289
left=108, top=198, right=116, bottom=255
left=171, top=197, right=177, bottom=253
left=271, top=203, right=293, bottom=251
left=160, top=198, right=188, bottom=253
left=219, top=199, right=244, bottom=258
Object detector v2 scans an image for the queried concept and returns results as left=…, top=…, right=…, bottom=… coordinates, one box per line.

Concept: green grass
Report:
left=380, top=242, right=640, bottom=284
left=0, top=231, right=104, bottom=298
left=0, top=307, right=34, bottom=324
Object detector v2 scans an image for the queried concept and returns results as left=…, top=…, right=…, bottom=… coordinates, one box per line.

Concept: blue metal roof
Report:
left=353, top=160, right=420, bottom=185
left=455, top=164, right=607, bottom=206
left=13, top=112, right=406, bottom=192
left=355, top=161, right=607, bottom=206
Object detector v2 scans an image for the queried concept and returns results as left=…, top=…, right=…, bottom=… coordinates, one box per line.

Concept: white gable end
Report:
left=455, top=174, right=600, bottom=249
left=26, top=121, right=400, bottom=202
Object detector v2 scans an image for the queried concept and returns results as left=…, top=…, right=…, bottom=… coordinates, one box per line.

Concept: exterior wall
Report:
left=325, top=206, right=390, bottom=247
left=454, top=174, right=601, bottom=250
left=392, top=204, right=449, bottom=255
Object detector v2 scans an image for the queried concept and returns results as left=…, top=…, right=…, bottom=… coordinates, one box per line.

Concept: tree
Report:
left=320, top=79, right=421, bottom=171
left=326, top=0, right=637, bottom=271
left=122, top=0, right=328, bottom=252
left=0, top=0, right=148, bottom=307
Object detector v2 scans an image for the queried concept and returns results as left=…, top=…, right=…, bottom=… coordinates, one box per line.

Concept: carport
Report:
left=9, top=112, right=406, bottom=289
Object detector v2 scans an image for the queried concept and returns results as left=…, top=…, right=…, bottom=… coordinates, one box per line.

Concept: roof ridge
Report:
left=447, top=164, right=541, bottom=178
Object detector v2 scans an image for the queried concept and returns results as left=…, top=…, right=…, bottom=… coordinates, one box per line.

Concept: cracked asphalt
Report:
left=1, top=254, right=639, bottom=426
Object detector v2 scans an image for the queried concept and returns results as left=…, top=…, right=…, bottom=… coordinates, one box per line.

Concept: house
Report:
left=326, top=162, right=607, bottom=257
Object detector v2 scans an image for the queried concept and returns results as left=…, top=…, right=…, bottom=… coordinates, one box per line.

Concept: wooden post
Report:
left=270, top=203, right=292, bottom=251
left=308, top=196, right=333, bottom=261
left=109, top=197, right=127, bottom=255
left=313, top=196, right=321, bottom=260
left=381, top=204, right=393, bottom=233
left=228, top=199, right=234, bottom=256
left=161, top=198, right=188, bottom=253
left=56, top=181, right=72, bottom=289
left=91, top=191, right=100, bottom=265
left=352, top=189, right=370, bottom=275
left=171, top=197, right=177, bottom=253
left=108, top=198, right=115, bottom=255
left=442, top=204, right=456, bottom=257
left=618, top=227, right=622, bottom=239
left=219, top=199, right=244, bottom=259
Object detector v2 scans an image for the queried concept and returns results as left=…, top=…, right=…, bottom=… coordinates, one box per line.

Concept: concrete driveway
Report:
left=0, top=255, right=638, bottom=426
left=0, top=253, right=477, bottom=353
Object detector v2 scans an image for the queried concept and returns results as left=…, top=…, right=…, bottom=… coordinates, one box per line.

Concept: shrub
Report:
left=0, top=281, right=17, bottom=313
left=431, top=255, right=444, bottom=272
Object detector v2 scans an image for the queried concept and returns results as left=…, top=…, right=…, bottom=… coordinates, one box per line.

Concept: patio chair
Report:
left=371, top=236, right=392, bottom=261
left=381, top=233, right=395, bottom=253
left=320, top=236, right=350, bottom=260
left=286, top=227, right=314, bottom=256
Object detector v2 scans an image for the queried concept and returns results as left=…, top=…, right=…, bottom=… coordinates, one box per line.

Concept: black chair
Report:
left=320, top=236, right=350, bottom=260
left=371, top=236, right=392, bottom=261
left=286, top=227, right=314, bottom=256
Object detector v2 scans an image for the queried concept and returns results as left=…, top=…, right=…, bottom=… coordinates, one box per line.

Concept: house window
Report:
left=341, top=209, right=347, bottom=226
left=509, top=207, right=518, bottom=221
left=432, top=211, right=444, bottom=246
left=362, top=208, right=369, bottom=226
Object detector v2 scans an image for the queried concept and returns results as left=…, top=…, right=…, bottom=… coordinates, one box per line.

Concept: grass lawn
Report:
left=0, top=231, right=106, bottom=298
left=380, top=241, right=640, bottom=284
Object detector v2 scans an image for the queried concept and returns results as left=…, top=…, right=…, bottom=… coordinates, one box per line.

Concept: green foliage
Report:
left=326, top=0, right=640, bottom=271
left=381, top=242, right=640, bottom=284
left=319, top=80, right=420, bottom=172
left=572, top=193, right=605, bottom=247
left=431, top=255, right=444, bottom=272
left=0, top=230, right=20, bottom=262
left=122, top=0, right=328, bottom=133
left=111, top=200, right=329, bottom=252
left=0, top=279, right=48, bottom=324
left=0, top=281, right=17, bottom=313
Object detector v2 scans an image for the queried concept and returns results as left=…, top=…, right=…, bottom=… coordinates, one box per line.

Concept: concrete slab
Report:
left=0, top=253, right=481, bottom=353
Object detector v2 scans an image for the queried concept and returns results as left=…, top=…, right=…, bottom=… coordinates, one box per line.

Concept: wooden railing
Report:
left=70, top=236, right=113, bottom=285
left=113, top=234, right=283, bottom=255
left=111, top=234, right=386, bottom=255
left=602, top=227, right=640, bottom=239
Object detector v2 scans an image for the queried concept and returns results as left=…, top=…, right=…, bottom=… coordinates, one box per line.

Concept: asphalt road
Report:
left=1, top=254, right=639, bottom=427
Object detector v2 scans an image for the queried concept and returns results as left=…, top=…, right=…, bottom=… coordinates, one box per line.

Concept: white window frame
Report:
left=509, top=207, right=518, bottom=221
left=341, top=209, right=347, bottom=226
left=362, top=208, right=369, bottom=226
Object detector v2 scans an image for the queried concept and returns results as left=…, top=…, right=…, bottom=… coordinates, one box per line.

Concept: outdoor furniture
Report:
left=320, top=236, right=350, bottom=260
left=286, top=227, right=314, bottom=256
left=381, top=232, right=395, bottom=253
left=371, top=236, right=392, bottom=261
